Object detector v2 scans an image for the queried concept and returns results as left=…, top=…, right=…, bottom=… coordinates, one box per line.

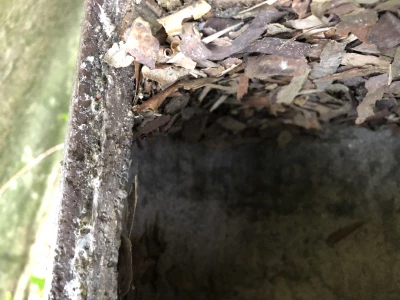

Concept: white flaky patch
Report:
left=280, top=60, right=288, bottom=70
left=98, top=4, right=115, bottom=38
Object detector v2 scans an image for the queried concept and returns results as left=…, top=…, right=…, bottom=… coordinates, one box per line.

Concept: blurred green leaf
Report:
left=29, top=275, right=46, bottom=292
left=6, top=291, right=13, bottom=300
left=58, top=113, right=69, bottom=121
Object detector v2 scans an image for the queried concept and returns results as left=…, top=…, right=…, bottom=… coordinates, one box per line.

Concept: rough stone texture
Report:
left=128, top=127, right=400, bottom=300
left=48, top=0, right=135, bottom=299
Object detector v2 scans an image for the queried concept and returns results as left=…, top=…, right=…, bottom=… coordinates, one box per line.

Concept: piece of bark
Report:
left=311, top=40, right=347, bottom=79
left=242, top=38, right=311, bottom=59
left=313, top=66, right=381, bottom=83
left=368, top=12, right=400, bottom=53
left=245, top=55, right=310, bottom=78
left=356, top=74, right=389, bottom=124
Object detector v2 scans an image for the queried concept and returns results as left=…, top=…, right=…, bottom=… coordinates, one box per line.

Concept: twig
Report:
left=0, top=143, right=64, bottom=197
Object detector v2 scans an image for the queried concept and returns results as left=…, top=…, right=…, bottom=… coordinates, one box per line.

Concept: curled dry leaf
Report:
left=157, top=0, right=212, bottom=35
left=277, top=69, right=311, bottom=104
left=142, top=65, right=191, bottom=88
left=356, top=74, right=389, bottom=124
left=245, top=55, right=310, bottom=78
left=368, top=12, right=400, bottom=53
left=292, top=0, right=311, bottom=19
left=125, top=17, right=160, bottom=68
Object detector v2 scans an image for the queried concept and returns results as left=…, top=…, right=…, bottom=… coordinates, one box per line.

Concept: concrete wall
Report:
left=129, top=127, right=400, bottom=300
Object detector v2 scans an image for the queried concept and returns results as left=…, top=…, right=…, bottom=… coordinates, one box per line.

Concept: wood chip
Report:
left=237, top=75, right=249, bottom=101
left=311, top=41, right=347, bottom=79
left=368, top=12, right=400, bottom=52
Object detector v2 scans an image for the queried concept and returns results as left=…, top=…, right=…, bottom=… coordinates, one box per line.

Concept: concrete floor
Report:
left=128, top=126, right=400, bottom=300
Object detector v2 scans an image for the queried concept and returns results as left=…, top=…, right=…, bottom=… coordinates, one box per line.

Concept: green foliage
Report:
left=29, top=275, right=45, bottom=292
left=58, top=113, right=69, bottom=121
left=6, top=291, right=12, bottom=300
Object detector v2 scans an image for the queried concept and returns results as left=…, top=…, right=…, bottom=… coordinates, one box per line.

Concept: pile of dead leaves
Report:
left=104, top=0, right=400, bottom=146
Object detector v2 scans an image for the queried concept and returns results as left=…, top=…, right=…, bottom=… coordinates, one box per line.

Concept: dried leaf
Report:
left=142, top=66, right=190, bottom=89
left=137, top=115, right=171, bottom=135
left=104, top=42, right=134, bottom=68
left=167, top=52, right=197, bottom=70
left=311, top=41, right=346, bottom=79
left=277, top=130, right=292, bottom=149
left=180, top=8, right=286, bottom=62
left=375, top=0, right=400, bottom=13
left=285, top=15, right=323, bottom=30
left=242, top=38, right=311, bottom=59
left=356, top=74, right=389, bottom=124
left=266, top=23, right=293, bottom=35
left=133, top=78, right=214, bottom=112
left=313, top=66, right=381, bottom=83
left=326, top=221, right=364, bottom=247
left=157, top=0, right=212, bottom=35
left=216, top=117, right=247, bottom=133
left=368, top=12, right=400, bottom=52
left=125, top=17, right=160, bottom=68
left=390, top=47, right=400, bottom=81
left=277, top=69, right=310, bottom=104
left=292, top=0, right=310, bottom=19
left=245, top=55, right=310, bottom=78
left=351, top=43, right=380, bottom=55
left=336, top=9, right=378, bottom=44
left=237, top=75, right=249, bottom=100
left=340, top=53, right=390, bottom=70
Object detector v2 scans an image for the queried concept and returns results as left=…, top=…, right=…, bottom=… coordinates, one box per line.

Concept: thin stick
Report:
left=0, top=143, right=64, bottom=197
left=128, top=175, right=138, bottom=237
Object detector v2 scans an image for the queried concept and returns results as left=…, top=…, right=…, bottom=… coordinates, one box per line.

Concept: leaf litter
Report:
left=104, top=0, right=400, bottom=146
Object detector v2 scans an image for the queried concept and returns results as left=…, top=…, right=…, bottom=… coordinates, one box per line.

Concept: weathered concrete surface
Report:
left=129, top=126, right=400, bottom=300
left=47, top=0, right=136, bottom=299
left=0, top=0, right=82, bottom=297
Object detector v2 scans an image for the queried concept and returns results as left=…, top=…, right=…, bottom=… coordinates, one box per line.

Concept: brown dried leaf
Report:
left=142, top=66, right=190, bottom=89
left=341, top=53, right=390, bottom=70
left=277, top=69, right=310, bottom=104
left=245, top=55, right=310, bottom=78
left=237, top=75, right=249, bottom=101
left=336, top=9, right=378, bottom=44
left=285, top=15, right=323, bottom=30
left=242, top=38, right=311, bottom=59
left=180, top=8, right=286, bottom=62
left=313, top=66, right=381, bottom=83
left=356, top=74, right=389, bottom=124
left=133, top=78, right=215, bottom=112
left=292, top=0, right=310, bottom=19
left=125, top=17, right=160, bottom=68
left=216, top=117, right=247, bottom=133
left=137, top=115, right=171, bottom=135
left=311, top=41, right=347, bottom=79
left=368, top=12, right=400, bottom=53
left=375, top=0, right=400, bottom=13
left=167, top=52, right=197, bottom=70
left=157, top=0, right=212, bottom=35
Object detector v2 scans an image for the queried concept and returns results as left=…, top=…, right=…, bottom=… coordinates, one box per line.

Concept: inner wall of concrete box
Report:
left=128, top=126, right=400, bottom=300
